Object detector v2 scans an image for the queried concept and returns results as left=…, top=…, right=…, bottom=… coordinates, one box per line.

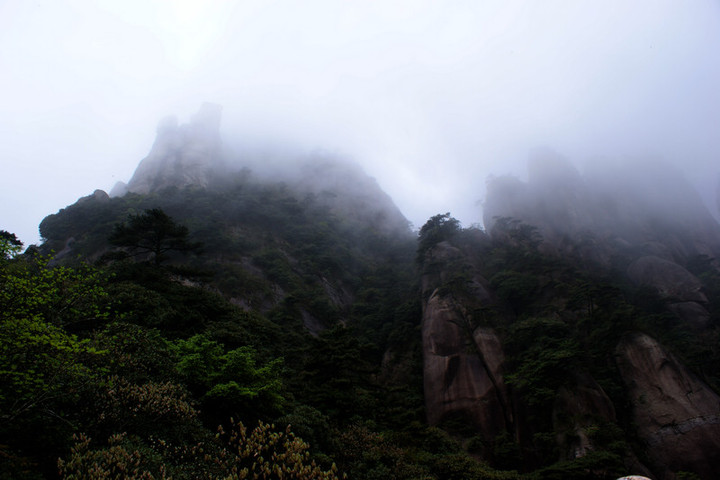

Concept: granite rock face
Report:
left=626, top=255, right=707, bottom=303
left=126, top=103, right=223, bottom=194
left=420, top=241, right=511, bottom=439
left=422, top=293, right=509, bottom=435
left=615, top=333, right=720, bottom=479
left=418, top=150, right=720, bottom=477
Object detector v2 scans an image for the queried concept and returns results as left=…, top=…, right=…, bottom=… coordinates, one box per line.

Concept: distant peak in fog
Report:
left=484, top=151, right=720, bottom=263
left=115, top=103, right=224, bottom=196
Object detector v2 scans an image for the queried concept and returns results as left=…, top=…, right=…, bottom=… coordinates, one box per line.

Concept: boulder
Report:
left=109, top=181, right=128, bottom=197
left=76, top=189, right=109, bottom=204
left=422, top=289, right=510, bottom=439
left=667, top=302, right=711, bottom=331
left=615, top=333, right=720, bottom=479
left=626, top=256, right=707, bottom=303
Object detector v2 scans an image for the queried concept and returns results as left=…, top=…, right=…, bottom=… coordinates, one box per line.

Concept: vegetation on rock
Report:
left=4, top=160, right=720, bottom=479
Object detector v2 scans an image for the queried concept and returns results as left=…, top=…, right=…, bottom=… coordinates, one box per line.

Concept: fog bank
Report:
left=1, top=0, right=719, bottom=244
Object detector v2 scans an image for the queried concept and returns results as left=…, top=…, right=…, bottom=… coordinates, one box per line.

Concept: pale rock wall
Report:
left=626, top=255, right=710, bottom=331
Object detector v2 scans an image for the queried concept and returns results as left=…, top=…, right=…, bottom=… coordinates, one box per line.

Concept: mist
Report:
left=2, top=0, right=719, bottom=246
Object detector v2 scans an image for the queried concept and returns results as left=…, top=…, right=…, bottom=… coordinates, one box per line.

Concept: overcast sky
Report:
left=1, top=0, right=719, bottom=246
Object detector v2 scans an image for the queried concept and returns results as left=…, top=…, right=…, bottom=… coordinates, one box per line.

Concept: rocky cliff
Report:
left=484, top=150, right=720, bottom=338
left=421, top=241, right=511, bottom=442
left=110, top=103, right=408, bottom=238
left=419, top=151, right=720, bottom=478
left=616, top=333, right=720, bottom=479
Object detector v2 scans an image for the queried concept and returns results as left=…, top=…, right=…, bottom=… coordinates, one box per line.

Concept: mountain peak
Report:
left=125, top=103, right=223, bottom=194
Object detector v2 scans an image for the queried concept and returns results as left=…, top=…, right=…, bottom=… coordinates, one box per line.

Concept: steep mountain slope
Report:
left=418, top=153, right=720, bottom=479
left=40, top=106, right=414, bottom=336
left=113, top=102, right=224, bottom=196
left=23, top=107, right=474, bottom=479
left=23, top=108, right=720, bottom=479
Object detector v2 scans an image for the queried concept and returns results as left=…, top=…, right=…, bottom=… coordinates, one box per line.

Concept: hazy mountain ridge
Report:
left=483, top=149, right=720, bottom=335
left=484, top=148, right=720, bottom=265
left=417, top=153, right=720, bottom=478
left=113, top=103, right=410, bottom=237
left=40, top=105, right=414, bottom=330
left=29, top=108, right=720, bottom=479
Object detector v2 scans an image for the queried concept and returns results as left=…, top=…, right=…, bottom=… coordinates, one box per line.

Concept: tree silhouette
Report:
left=109, top=208, right=201, bottom=265
left=0, top=230, right=23, bottom=259
left=416, top=212, right=461, bottom=263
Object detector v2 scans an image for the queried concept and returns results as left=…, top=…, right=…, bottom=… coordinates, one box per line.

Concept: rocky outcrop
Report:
left=422, top=292, right=510, bottom=437
left=625, top=255, right=712, bottom=332
left=75, top=189, right=110, bottom=204
left=627, top=256, right=707, bottom=303
left=40, top=189, right=111, bottom=261
left=421, top=241, right=511, bottom=440
left=484, top=150, right=720, bottom=341
left=666, top=302, right=711, bottom=330
left=109, top=181, right=128, bottom=197
left=121, top=104, right=410, bottom=237
left=615, top=333, right=720, bottom=479
left=126, top=103, right=223, bottom=194
left=417, top=149, right=720, bottom=477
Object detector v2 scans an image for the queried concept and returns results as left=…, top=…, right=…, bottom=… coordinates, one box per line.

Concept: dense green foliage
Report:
left=4, top=172, right=525, bottom=479
left=0, top=230, right=24, bottom=259
left=416, top=213, right=720, bottom=479
left=416, top=212, right=461, bottom=262
left=108, top=208, right=202, bottom=265
left=9, top=171, right=719, bottom=479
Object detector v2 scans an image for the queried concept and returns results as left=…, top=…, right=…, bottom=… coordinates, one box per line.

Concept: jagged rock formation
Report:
left=421, top=242, right=510, bottom=439
left=43, top=104, right=412, bottom=283
left=117, top=103, right=407, bottom=238
left=616, top=333, right=720, bottom=479
left=418, top=150, right=720, bottom=478
left=419, top=232, right=647, bottom=472
left=125, top=102, right=223, bottom=194
left=627, top=256, right=707, bottom=303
